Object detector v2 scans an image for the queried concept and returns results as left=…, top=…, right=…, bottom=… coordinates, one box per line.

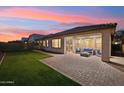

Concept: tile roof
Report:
left=42, top=23, right=117, bottom=39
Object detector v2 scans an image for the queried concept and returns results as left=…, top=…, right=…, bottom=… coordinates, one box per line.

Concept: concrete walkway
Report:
left=42, top=54, right=124, bottom=86
left=0, top=53, right=5, bottom=65
left=110, top=56, right=124, bottom=66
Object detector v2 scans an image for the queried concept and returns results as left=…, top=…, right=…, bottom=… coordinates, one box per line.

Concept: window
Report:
left=84, top=39, right=94, bottom=48
left=40, top=40, right=42, bottom=44
left=96, top=38, right=102, bottom=49
left=43, top=40, right=46, bottom=47
left=46, top=40, right=49, bottom=47
left=37, top=41, right=39, bottom=43
left=52, top=39, right=61, bottom=48
left=75, top=39, right=82, bottom=48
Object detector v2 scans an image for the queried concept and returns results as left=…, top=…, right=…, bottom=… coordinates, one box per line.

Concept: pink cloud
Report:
left=0, top=7, right=122, bottom=30
left=0, top=7, right=123, bottom=42
left=0, top=27, right=61, bottom=42
left=0, top=7, right=119, bottom=24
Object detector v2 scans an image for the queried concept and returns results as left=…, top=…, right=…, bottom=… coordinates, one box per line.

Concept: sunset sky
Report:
left=0, top=6, right=124, bottom=42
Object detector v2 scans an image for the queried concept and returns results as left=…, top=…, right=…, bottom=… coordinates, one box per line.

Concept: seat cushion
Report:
left=80, top=52, right=91, bottom=57
left=83, top=48, right=93, bottom=54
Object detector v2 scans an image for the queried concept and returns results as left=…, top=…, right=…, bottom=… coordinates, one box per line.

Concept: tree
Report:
left=113, top=30, right=124, bottom=52
left=114, top=30, right=124, bottom=43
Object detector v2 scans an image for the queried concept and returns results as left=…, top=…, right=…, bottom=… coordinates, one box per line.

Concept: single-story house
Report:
left=28, top=34, right=45, bottom=43
left=36, top=23, right=117, bottom=62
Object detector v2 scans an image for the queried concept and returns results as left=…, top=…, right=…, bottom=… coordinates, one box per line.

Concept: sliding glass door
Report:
left=65, top=37, right=73, bottom=53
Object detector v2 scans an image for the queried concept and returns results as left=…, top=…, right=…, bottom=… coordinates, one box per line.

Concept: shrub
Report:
left=0, top=42, right=33, bottom=52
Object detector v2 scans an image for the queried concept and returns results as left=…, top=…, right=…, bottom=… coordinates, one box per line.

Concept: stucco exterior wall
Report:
left=42, top=36, right=64, bottom=54
left=41, top=27, right=116, bottom=62
left=102, top=30, right=112, bottom=62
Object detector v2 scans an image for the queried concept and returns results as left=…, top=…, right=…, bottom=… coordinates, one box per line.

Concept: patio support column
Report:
left=102, top=31, right=111, bottom=62
left=93, top=37, right=96, bottom=49
left=72, top=36, right=76, bottom=53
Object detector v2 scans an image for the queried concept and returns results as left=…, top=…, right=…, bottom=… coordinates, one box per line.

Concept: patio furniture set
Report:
left=76, top=48, right=102, bottom=57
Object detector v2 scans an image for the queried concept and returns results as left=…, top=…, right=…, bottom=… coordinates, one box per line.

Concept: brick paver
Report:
left=42, top=54, right=124, bottom=86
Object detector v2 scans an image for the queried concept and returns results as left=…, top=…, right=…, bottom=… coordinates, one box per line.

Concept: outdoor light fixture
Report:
left=115, top=42, right=119, bottom=45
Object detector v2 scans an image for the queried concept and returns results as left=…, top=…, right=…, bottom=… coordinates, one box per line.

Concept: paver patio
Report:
left=42, top=54, right=124, bottom=86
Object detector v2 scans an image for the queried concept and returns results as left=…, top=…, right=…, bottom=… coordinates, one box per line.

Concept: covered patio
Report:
left=64, top=28, right=112, bottom=62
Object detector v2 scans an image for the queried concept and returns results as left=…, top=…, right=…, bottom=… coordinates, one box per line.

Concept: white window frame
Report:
left=52, top=39, right=61, bottom=48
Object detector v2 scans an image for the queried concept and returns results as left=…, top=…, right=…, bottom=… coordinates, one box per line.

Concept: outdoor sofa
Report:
left=80, top=48, right=94, bottom=57
left=75, top=48, right=102, bottom=57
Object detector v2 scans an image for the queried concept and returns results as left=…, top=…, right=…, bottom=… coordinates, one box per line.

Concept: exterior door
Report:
left=65, top=37, right=73, bottom=53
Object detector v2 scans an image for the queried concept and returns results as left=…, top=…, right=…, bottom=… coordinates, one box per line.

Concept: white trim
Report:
left=64, top=37, right=66, bottom=54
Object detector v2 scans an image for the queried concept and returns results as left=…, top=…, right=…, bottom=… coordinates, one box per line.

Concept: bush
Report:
left=0, top=42, right=33, bottom=52
left=112, top=44, right=121, bottom=52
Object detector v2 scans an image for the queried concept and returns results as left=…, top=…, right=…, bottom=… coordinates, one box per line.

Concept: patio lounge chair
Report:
left=95, top=49, right=102, bottom=57
left=80, top=48, right=93, bottom=57
left=75, top=48, right=81, bottom=53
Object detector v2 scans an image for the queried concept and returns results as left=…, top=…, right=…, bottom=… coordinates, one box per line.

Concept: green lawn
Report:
left=0, top=51, right=80, bottom=86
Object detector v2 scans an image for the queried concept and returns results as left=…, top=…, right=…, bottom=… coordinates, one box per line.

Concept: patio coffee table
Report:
left=80, top=52, right=91, bottom=57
